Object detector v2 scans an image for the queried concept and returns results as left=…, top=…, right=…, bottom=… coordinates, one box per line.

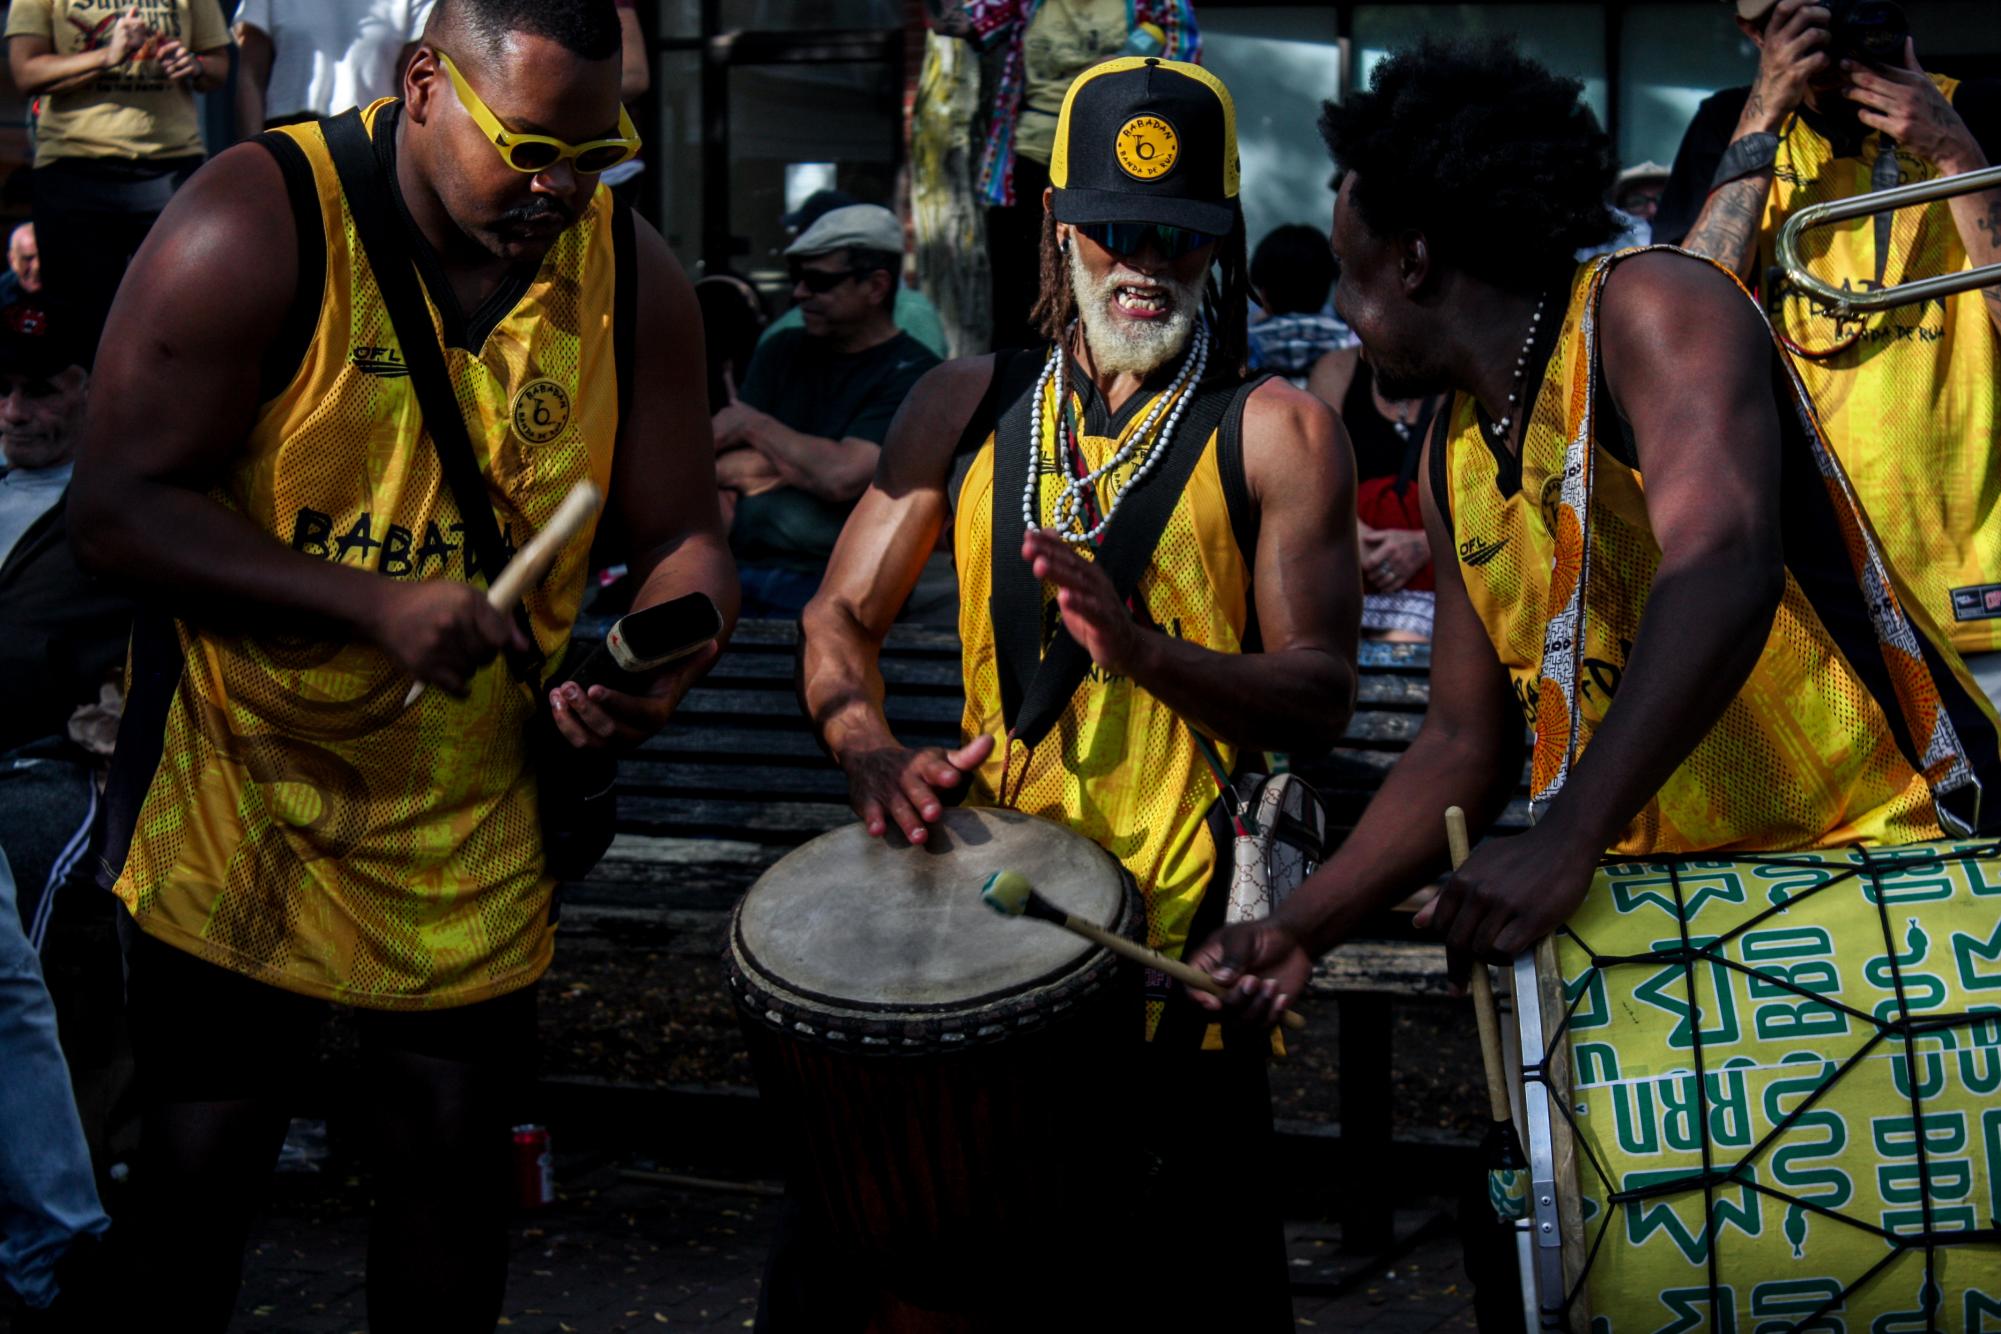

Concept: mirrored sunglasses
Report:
left=1076, top=221, right=1219, bottom=261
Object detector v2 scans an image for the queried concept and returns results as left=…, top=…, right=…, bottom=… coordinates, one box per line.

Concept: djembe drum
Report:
left=1509, top=839, right=2001, bottom=1331
left=726, top=806, right=1142, bottom=1325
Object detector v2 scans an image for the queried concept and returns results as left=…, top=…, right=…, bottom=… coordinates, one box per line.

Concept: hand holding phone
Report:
left=561, top=592, right=724, bottom=696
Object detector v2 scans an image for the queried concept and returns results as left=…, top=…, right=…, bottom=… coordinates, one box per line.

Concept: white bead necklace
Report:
left=1022, top=323, right=1211, bottom=546
left=1482, top=294, right=1547, bottom=442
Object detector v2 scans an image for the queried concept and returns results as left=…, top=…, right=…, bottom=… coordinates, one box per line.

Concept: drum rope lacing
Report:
left=1524, top=842, right=2001, bottom=1331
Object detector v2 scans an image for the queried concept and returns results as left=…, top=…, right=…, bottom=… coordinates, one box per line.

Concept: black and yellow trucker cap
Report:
left=1050, top=57, right=1239, bottom=237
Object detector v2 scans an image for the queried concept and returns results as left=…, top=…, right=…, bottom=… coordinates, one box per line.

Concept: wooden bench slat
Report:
left=616, top=795, right=851, bottom=842
left=618, top=759, right=851, bottom=800
left=707, top=653, right=964, bottom=690
left=678, top=689, right=964, bottom=725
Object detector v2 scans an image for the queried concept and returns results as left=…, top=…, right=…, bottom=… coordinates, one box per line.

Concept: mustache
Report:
left=495, top=198, right=577, bottom=229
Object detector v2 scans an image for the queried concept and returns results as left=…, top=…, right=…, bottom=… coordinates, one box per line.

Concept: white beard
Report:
left=1066, top=244, right=1203, bottom=376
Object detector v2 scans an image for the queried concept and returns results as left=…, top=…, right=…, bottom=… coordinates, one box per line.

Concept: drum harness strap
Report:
left=980, top=356, right=1330, bottom=1047
left=987, top=355, right=1257, bottom=758
left=1513, top=247, right=2001, bottom=1327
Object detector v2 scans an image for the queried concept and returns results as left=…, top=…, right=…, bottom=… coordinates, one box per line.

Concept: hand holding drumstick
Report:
left=981, top=870, right=1308, bottom=1032
left=400, top=482, right=601, bottom=706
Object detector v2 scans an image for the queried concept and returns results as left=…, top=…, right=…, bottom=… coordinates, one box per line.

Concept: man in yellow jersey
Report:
left=796, top=59, right=1358, bottom=1330
left=1188, top=40, right=2000, bottom=1028
left=66, top=0, right=736, bottom=1326
left=1654, top=0, right=2001, bottom=702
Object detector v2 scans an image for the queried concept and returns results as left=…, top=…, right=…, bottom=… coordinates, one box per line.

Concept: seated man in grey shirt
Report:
left=715, top=204, right=940, bottom=615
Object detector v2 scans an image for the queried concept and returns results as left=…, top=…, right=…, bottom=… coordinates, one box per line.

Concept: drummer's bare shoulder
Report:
left=1236, top=376, right=1358, bottom=649
left=1239, top=375, right=1354, bottom=513
left=1596, top=250, right=1775, bottom=435
left=86, top=144, right=300, bottom=470
left=873, top=354, right=1002, bottom=493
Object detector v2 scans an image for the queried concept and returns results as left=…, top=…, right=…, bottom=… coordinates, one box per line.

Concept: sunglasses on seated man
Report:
left=788, top=261, right=884, bottom=294
left=435, top=49, right=642, bottom=175
left=1075, top=221, right=1219, bottom=261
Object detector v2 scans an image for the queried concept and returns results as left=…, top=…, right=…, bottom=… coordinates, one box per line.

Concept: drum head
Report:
left=729, top=807, right=1135, bottom=1041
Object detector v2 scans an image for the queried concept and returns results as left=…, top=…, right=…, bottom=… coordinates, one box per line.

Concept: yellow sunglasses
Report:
left=434, top=49, right=641, bottom=175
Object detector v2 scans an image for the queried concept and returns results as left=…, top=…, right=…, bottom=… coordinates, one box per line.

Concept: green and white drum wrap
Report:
left=1514, top=841, right=2001, bottom=1331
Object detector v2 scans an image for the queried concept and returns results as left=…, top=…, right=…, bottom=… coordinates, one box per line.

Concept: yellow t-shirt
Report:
left=1758, top=77, right=2001, bottom=654
left=6, top=0, right=230, bottom=165
left=1015, top=0, right=1128, bottom=166
left=108, top=101, right=628, bottom=1009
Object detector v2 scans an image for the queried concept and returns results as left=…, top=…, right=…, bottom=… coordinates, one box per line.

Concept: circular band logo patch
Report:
left=511, top=378, right=571, bottom=445
left=1114, top=116, right=1179, bottom=181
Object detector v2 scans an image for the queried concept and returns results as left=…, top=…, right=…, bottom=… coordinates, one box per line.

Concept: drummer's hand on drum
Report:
left=1183, top=918, right=1313, bottom=1029
left=841, top=733, right=996, bottom=844
left=1414, top=826, right=1597, bottom=986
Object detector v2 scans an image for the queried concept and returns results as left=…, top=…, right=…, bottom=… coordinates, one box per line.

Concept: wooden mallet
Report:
left=979, top=869, right=1307, bottom=1031
left=1446, top=805, right=1529, bottom=1220
left=402, top=480, right=602, bottom=707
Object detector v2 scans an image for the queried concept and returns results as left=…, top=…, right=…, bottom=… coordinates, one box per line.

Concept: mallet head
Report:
left=979, top=869, right=1034, bottom=918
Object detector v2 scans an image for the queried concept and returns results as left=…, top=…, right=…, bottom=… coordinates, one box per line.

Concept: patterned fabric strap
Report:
left=1528, top=245, right=1982, bottom=836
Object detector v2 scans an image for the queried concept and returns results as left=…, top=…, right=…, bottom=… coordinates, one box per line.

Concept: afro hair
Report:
left=1319, top=37, right=1618, bottom=293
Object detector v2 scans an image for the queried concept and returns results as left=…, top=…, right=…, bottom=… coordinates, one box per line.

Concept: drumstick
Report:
left=402, top=481, right=602, bottom=707
left=1446, top=806, right=1528, bottom=1221
left=979, top=869, right=1307, bottom=1032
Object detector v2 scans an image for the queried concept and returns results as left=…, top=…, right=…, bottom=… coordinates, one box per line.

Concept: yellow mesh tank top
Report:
left=956, top=365, right=1250, bottom=990
left=1759, top=78, right=2001, bottom=653
left=108, top=101, right=624, bottom=1009
left=1442, top=260, right=1940, bottom=854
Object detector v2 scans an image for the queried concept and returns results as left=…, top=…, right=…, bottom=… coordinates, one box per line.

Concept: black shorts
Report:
left=122, top=923, right=538, bottom=1105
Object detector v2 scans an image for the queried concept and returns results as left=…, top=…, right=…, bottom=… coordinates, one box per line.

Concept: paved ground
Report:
left=3, top=1149, right=1481, bottom=1333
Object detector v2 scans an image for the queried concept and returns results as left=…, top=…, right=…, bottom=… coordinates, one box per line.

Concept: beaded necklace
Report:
left=1021, top=323, right=1211, bottom=546
left=1478, top=294, right=1547, bottom=443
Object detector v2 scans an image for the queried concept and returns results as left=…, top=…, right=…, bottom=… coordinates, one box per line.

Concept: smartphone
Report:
left=562, top=592, right=723, bottom=695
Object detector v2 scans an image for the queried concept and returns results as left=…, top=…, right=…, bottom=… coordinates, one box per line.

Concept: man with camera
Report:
left=1654, top=0, right=2001, bottom=700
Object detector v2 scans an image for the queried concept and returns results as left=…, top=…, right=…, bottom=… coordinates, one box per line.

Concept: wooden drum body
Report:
left=726, top=807, right=1142, bottom=1319
left=1514, top=840, right=2001, bottom=1331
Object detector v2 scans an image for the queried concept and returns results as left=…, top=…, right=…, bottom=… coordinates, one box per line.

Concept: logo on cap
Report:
left=1115, top=115, right=1179, bottom=181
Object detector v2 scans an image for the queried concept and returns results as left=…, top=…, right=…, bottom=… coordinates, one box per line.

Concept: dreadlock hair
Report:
left=428, top=0, right=622, bottom=63
left=1318, top=37, right=1617, bottom=294
left=1028, top=209, right=1252, bottom=376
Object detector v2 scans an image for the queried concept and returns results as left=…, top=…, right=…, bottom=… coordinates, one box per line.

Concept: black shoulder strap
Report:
left=250, top=129, right=325, bottom=402
left=321, top=108, right=544, bottom=683
left=992, top=371, right=1253, bottom=747
left=1216, top=372, right=1271, bottom=568
left=1425, top=392, right=1458, bottom=547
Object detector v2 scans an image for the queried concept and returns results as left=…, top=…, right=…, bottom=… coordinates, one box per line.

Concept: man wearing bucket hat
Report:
left=795, top=58, right=1358, bottom=1328
left=1654, top=0, right=2001, bottom=703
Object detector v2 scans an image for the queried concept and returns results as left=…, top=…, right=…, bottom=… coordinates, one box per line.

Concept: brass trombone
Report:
left=1775, top=162, right=2001, bottom=316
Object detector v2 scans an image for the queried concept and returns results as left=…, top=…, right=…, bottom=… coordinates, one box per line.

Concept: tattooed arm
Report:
left=1960, top=189, right=2001, bottom=335
left=1682, top=0, right=1831, bottom=276
left=1682, top=170, right=1776, bottom=280
left=1843, top=43, right=2001, bottom=334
